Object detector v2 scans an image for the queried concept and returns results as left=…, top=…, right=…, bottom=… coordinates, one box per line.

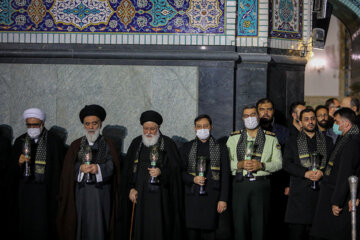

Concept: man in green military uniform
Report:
left=227, top=106, right=282, bottom=240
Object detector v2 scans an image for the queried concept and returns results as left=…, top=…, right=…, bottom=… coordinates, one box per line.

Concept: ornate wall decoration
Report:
left=237, top=0, right=258, bottom=36
left=49, top=0, right=114, bottom=30
left=186, top=0, right=223, bottom=31
left=269, top=0, right=303, bottom=40
left=27, top=0, right=47, bottom=27
left=0, top=0, right=225, bottom=33
left=150, top=0, right=177, bottom=27
left=348, top=0, right=360, bottom=8
left=116, top=0, right=136, bottom=28
left=0, top=0, right=15, bottom=25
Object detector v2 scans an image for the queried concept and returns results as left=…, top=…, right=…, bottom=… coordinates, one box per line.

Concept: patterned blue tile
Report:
left=237, top=0, right=258, bottom=36
left=0, top=0, right=225, bottom=34
left=269, top=0, right=303, bottom=40
left=350, top=0, right=360, bottom=8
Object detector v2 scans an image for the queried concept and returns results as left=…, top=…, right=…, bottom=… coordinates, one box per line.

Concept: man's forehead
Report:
left=143, top=121, right=158, bottom=126
left=316, top=108, right=328, bottom=114
left=302, top=112, right=315, bottom=118
left=258, top=102, right=273, bottom=108
left=26, top=117, right=42, bottom=123
left=83, top=116, right=100, bottom=122
left=195, top=118, right=210, bottom=124
left=243, top=108, right=257, bottom=114
left=331, top=100, right=340, bottom=106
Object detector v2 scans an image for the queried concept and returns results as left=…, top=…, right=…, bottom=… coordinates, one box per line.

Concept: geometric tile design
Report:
left=0, top=0, right=225, bottom=33
left=237, top=0, right=258, bottom=36
left=349, top=0, right=360, bottom=8
left=269, top=0, right=303, bottom=40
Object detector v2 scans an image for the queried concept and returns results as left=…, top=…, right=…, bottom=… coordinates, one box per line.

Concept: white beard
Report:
left=85, top=128, right=100, bottom=144
left=142, top=131, right=160, bottom=147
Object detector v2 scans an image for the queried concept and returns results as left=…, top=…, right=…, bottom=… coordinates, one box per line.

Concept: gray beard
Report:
left=142, top=131, right=160, bottom=147
left=85, top=128, right=100, bottom=143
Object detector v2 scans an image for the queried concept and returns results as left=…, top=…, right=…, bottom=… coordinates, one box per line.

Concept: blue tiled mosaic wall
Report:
left=349, top=0, right=360, bottom=8
left=237, top=0, right=258, bottom=37
left=269, top=0, right=303, bottom=40
left=0, top=0, right=225, bottom=34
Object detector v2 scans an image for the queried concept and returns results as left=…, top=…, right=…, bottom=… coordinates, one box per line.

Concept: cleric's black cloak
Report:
left=119, top=134, right=184, bottom=240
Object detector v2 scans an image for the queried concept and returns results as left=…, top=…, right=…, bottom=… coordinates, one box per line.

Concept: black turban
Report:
left=140, top=110, right=163, bottom=125
left=79, top=104, right=106, bottom=123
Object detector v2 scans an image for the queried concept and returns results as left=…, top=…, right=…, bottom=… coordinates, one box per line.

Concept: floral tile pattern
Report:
left=0, top=0, right=225, bottom=33
left=269, top=0, right=303, bottom=40
left=237, top=0, right=257, bottom=36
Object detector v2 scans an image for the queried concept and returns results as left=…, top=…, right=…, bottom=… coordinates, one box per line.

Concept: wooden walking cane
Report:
left=129, top=201, right=136, bottom=240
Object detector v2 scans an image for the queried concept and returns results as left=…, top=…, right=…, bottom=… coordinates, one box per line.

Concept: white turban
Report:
left=23, top=108, right=46, bottom=122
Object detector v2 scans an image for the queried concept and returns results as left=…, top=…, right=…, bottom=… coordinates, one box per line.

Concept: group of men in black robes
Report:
left=2, top=99, right=360, bottom=240
left=3, top=105, right=121, bottom=240
left=283, top=103, right=360, bottom=240
left=311, top=108, right=360, bottom=240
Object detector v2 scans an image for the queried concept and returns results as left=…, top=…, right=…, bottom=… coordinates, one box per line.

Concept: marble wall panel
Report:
left=0, top=64, right=198, bottom=152
left=198, top=66, right=234, bottom=139
left=235, top=63, right=268, bottom=129
left=0, top=64, right=58, bottom=139
left=268, top=64, right=305, bottom=121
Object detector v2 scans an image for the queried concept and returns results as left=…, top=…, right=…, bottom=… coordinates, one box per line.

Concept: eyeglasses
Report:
left=84, top=121, right=99, bottom=127
left=26, top=123, right=41, bottom=128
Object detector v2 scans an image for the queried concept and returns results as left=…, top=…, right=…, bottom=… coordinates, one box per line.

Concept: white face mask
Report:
left=244, top=117, right=259, bottom=130
left=27, top=127, right=42, bottom=139
left=196, top=129, right=210, bottom=140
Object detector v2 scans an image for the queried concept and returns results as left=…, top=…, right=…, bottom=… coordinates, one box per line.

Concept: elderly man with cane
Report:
left=120, top=110, right=184, bottom=240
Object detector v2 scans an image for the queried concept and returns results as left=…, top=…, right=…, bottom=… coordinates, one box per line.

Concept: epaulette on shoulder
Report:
left=265, top=130, right=276, bottom=137
left=230, top=130, right=242, bottom=136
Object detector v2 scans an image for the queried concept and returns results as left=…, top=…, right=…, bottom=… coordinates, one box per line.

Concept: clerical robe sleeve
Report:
left=98, top=145, right=114, bottom=183
left=219, top=144, right=230, bottom=202
left=323, top=136, right=334, bottom=169
left=159, top=141, right=181, bottom=187
left=331, top=139, right=360, bottom=207
left=74, top=161, right=81, bottom=181
left=180, top=144, right=196, bottom=186
left=283, top=137, right=308, bottom=178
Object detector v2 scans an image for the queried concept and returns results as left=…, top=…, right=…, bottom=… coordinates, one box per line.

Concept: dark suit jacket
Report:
left=283, top=132, right=333, bottom=224
left=180, top=138, right=230, bottom=229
